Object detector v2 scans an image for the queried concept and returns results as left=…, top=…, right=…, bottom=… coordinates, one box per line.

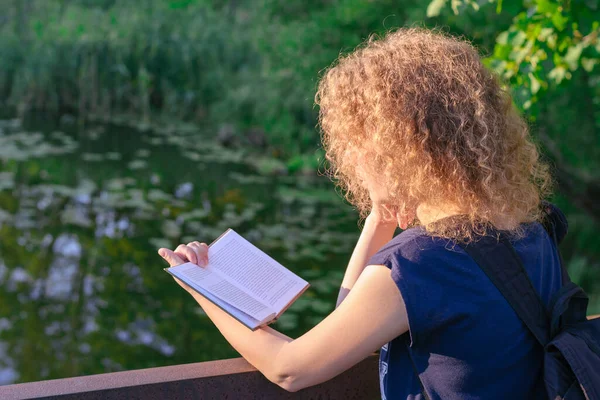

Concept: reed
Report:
left=0, top=0, right=442, bottom=157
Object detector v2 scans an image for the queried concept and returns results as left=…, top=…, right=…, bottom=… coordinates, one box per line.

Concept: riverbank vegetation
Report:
left=0, top=0, right=599, bottom=305
left=0, top=0, right=511, bottom=157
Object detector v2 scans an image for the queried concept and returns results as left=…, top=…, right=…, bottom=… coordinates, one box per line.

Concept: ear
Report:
left=396, top=206, right=416, bottom=230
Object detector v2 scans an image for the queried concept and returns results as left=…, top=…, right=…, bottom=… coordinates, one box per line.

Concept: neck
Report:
left=416, top=202, right=462, bottom=226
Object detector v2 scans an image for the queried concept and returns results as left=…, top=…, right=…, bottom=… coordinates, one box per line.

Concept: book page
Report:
left=168, top=262, right=274, bottom=322
left=169, top=268, right=264, bottom=330
left=207, top=230, right=309, bottom=314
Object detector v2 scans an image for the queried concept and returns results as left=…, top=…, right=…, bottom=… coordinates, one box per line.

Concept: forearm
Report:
left=336, top=215, right=396, bottom=307
left=162, top=249, right=297, bottom=389
left=163, top=220, right=401, bottom=392
left=189, top=290, right=294, bottom=385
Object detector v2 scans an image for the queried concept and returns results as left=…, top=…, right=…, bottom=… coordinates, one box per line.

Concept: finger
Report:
left=188, top=241, right=208, bottom=250
left=175, top=244, right=197, bottom=265
left=184, top=243, right=204, bottom=267
left=396, top=204, right=414, bottom=230
left=158, top=248, right=186, bottom=267
left=187, top=241, right=209, bottom=266
left=187, top=241, right=208, bottom=252
left=379, top=204, right=396, bottom=222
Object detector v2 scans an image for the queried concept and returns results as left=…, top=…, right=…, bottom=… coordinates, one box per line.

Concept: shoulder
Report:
left=368, top=226, right=462, bottom=268
left=367, top=228, right=473, bottom=347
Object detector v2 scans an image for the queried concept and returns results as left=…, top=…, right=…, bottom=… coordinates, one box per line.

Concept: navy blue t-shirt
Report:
left=368, top=222, right=562, bottom=400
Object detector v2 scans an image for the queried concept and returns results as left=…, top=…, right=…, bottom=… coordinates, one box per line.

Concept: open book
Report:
left=165, top=229, right=310, bottom=330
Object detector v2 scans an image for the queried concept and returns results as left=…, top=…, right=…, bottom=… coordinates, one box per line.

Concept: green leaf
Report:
left=511, top=30, right=527, bottom=47
left=536, top=0, right=558, bottom=14
left=548, top=65, right=567, bottom=84
left=564, top=43, right=584, bottom=70
left=538, top=27, right=554, bottom=42
left=427, top=0, right=447, bottom=17
left=450, top=0, right=464, bottom=15
left=581, top=57, right=599, bottom=72
left=551, top=12, right=569, bottom=31
left=496, top=31, right=509, bottom=45
left=529, top=72, right=541, bottom=94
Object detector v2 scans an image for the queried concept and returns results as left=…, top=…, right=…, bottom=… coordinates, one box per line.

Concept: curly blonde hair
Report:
left=316, top=28, right=552, bottom=241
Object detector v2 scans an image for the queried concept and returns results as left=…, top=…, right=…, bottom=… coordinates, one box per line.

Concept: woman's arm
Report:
left=160, top=248, right=408, bottom=393
left=336, top=214, right=396, bottom=307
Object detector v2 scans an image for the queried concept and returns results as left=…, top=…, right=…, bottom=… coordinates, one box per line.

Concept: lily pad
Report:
left=128, top=160, right=148, bottom=170
left=0, top=172, right=15, bottom=191
left=82, top=153, right=105, bottom=162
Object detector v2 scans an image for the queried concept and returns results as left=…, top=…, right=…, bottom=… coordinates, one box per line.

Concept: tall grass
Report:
left=0, top=0, right=446, bottom=156
left=2, top=2, right=255, bottom=123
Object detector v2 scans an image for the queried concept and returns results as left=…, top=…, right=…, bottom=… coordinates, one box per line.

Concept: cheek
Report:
left=353, top=161, right=369, bottom=184
left=352, top=152, right=385, bottom=193
left=370, top=180, right=388, bottom=195
left=367, top=176, right=393, bottom=201
left=356, top=168, right=368, bottom=184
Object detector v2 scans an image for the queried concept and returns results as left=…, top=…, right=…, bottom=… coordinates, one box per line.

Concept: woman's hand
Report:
left=158, top=241, right=209, bottom=267
left=365, top=176, right=398, bottom=225
left=158, top=241, right=209, bottom=294
left=359, top=167, right=416, bottom=229
left=368, top=203, right=399, bottom=225
left=368, top=203, right=415, bottom=230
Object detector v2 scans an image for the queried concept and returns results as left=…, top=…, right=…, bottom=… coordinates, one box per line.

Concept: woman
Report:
left=158, top=28, right=559, bottom=399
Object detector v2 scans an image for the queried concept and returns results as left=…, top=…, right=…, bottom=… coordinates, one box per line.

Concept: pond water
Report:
left=0, top=115, right=360, bottom=385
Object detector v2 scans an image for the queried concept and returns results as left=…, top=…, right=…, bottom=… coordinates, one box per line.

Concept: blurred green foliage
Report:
left=0, top=0, right=598, bottom=384
left=0, top=0, right=511, bottom=157
left=0, top=0, right=598, bottom=309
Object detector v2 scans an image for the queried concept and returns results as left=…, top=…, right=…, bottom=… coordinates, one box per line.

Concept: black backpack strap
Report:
left=408, top=204, right=568, bottom=396
left=459, top=233, right=551, bottom=347
left=540, top=202, right=568, bottom=245
left=540, top=202, right=570, bottom=285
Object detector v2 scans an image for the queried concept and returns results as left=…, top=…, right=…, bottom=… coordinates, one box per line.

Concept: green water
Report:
left=0, top=115, right=359, bottom=385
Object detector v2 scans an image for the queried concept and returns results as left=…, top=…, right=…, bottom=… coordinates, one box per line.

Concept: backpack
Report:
left=457, top=203, right=600, bottom=399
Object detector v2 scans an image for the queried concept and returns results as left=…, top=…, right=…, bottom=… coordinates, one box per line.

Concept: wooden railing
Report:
left=3, top=316, right=598, bottom=399
left=0, top=355, right=380, bottom=400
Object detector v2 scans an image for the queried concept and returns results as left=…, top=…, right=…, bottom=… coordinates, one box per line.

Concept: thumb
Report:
left=158, top=248, right=185, bottom=267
